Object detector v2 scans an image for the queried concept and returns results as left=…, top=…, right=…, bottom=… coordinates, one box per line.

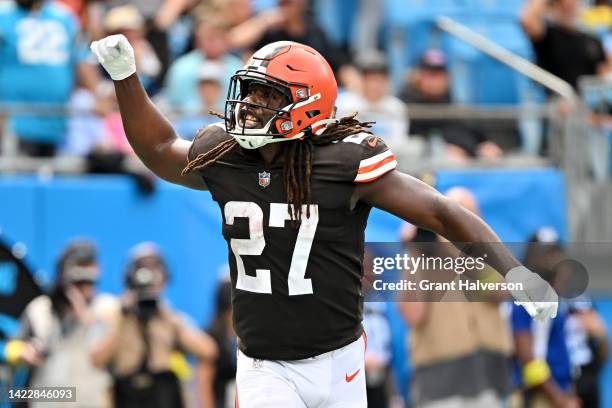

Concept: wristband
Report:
left=169, top=351, right=192, bottom=381
left=4, top=340, right=26, bottom=365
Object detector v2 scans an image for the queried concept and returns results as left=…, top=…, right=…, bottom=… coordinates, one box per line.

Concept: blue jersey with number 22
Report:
left=0, top=2, right=86, bottom=143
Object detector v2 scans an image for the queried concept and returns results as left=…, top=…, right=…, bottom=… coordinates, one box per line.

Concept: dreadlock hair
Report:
left=182, top=112, right=374, bottom=225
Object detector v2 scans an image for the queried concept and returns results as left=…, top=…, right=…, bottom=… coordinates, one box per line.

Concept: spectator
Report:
left=193, top=0, right=253, bottom=30
left=63, top=80, right=140, bottom=158
left=336, top=51, right=409, bottom=145
left=565, top=298, right=608, bottom=408
left=521, top=0, right=610, bottom=162
left=398, top=187, right=513, bottom=408
left=227, top=0, right=359, bottom=91
left=0, top=0, right=99, bottom=156
left=520, top=0, right=609, bottom=91
left=361, top=250, right=396, bottom=408
left=90, top=243, right=217, bottom=408
left=165, top=16, right=242, bottom=115
left=62, top=82, right=113, bottom=156
left=198, top=276, right=237, bottom=408
left=6, top=240, right=118, bottom=408
left=103, top=5, right=162, bottom=92
left=54, top=0, right=94, bottom=30
left=102, top=0, right=193, bottom=84
left=511, top=305, right=576, bottom=408
left=63, top=81, right=155, bottom=195
left=362, top=302, right=394, bottom=408
left=581, top=1, right=612, bottom=85
left=174, top=61, right=225, bottom=140
left=400, top=49, right=504, bottom=161
left=510, top=227, right=578, bottom=408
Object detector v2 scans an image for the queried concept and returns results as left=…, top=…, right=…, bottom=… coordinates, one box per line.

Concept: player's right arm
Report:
left=90, top=35, right=206, bottom=190
left=350, top=135, right=557, bottom=321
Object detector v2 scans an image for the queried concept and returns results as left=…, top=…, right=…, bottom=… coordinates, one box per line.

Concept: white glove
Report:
left=506, top=266, right=558, bottom=321
left=90, top=34, right=136, bottom=81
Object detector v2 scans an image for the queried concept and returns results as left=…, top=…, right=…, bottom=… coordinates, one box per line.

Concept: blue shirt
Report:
left=511, top=303, right=572, bottom=392
left=173, top=113, right=220, bottom=141
left=0, top=1, right=87, bottom=143
left=164, top=50, right=242, bottom=115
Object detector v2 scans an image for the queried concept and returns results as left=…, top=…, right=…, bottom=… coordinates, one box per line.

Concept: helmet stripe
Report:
left=252, top=42, right=293, bottom=64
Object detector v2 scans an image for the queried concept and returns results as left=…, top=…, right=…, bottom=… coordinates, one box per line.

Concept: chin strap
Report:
left=232, top=116, right=338, bottom=149
left=233, top=131, right=306, bottom=149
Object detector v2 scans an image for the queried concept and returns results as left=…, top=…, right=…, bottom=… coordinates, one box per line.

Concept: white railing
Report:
left=0, top=103, right=555, bottom=174
left=436, top=16, right=576, bottom=101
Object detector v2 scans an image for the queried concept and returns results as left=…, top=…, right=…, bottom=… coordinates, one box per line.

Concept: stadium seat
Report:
left=466, top=0, right=525, bottom=18
left=386, top=0, right=470, bottom=26
left=314, top=0, right=358, bottom=46
left=441, top=18, right=533, bottom=104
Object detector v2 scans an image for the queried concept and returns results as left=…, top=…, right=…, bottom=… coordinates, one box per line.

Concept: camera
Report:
left=127, top=267, right=163, bottom=320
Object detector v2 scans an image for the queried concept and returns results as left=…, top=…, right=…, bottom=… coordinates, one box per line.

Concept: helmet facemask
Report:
left=225, top=71, right=305, bottom=149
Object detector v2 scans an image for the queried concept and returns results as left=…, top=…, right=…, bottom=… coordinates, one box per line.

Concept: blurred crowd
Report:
left=0, top=1, right=611, bottom=407
left=0, top=190, right=609, bottom=408
left=1, top=239, right=237, bottom=408
left=0, top=0, right=609, bottom=166
left=392, top=190, right=609, bottom=408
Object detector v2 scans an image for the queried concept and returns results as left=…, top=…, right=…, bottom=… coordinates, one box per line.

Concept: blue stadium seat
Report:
left=466, top=0, right=525, bottom=18
left=314, top=0, right=358, bottom=46
left=440, top=17, right=531, bottom=60
left=441, top=18, right=533, bottom=104
left=404, top=20, right=441, bottom=66
left=386, top=0, right=470, bottom=26
left=471, top=57, right=523, bottom=104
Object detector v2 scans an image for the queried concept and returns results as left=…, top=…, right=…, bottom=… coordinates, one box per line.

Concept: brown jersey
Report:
left=188, top=123, right=397, bottom=360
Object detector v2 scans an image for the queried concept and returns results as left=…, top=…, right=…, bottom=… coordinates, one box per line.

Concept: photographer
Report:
left=90, top=243, right=217, bottom=408
left=7, top=239, right=117, bottom=408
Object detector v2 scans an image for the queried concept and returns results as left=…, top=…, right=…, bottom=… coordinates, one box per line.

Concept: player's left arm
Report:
left=355, top=169, right=558, bottom=320
left=354, top=170, right=520, bottom=274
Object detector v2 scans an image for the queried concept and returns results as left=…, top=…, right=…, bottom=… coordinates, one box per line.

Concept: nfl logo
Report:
left=258, top=171, right=271, bottom=188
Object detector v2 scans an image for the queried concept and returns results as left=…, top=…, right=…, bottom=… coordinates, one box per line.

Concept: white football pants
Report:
left=235, top=333, right=367, bottom=408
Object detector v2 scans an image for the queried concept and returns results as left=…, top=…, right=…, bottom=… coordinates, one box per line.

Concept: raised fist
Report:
left=90, top=34, right=136, bottom=81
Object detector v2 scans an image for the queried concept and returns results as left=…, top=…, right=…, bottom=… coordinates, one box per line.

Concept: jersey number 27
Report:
left=224, top=201, right=318, bottom=296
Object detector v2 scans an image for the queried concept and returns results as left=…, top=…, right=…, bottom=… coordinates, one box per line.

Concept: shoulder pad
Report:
left=188, top=122, right=231, bottom=161
left=351, top=134, right=397, bottom=183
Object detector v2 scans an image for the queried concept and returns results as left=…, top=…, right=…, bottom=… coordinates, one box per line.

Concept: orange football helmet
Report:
left=225, top=41, right=338, bottom=149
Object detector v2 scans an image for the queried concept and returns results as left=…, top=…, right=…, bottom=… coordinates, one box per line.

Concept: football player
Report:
left=91, top=35, right=558, bottom=408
